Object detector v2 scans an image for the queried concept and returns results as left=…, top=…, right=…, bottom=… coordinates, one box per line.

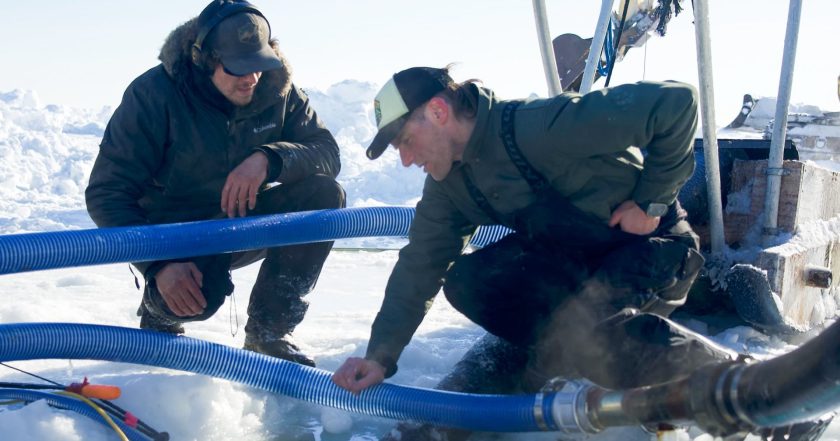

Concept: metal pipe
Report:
left=692, top=0, right=726, bottom=255
left=532, top=0, right=563, bottom=96
left=723, top=319, right=840, bottom=429
left=579, top=0, right=615, bottom=94
left=762, top=0, right=803, bottom=242
left=585, top=318, right=840, bottom=437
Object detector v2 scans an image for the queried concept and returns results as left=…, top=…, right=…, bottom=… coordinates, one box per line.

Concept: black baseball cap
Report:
left=198, top=1, right=283, bottom=75
left=367, top=67, right=455, bottom=160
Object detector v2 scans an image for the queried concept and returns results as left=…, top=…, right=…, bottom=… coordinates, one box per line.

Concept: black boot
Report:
left=243, top=333, right=315, bottom=367
left=243, top=265, right=317, bottom=367
left=138, top=305, right=185, bottom=335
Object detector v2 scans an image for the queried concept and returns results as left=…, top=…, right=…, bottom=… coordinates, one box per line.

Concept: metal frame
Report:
left=762, top=0, right=803, bottom=242
left=693, top=0, right=726, bottom=256
left=580, top=0, right=615, bottom=94
left=532, top=0, right=563, bottom=96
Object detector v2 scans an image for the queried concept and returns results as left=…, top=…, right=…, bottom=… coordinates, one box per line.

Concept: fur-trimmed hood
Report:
left=157, top=17, right=292, bottom=97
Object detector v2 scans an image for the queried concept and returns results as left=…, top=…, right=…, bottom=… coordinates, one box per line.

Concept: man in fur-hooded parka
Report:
left=85, top=0, right=344, bottom=366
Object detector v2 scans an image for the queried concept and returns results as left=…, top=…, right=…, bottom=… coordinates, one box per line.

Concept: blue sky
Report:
left=1, top=0, right=837, bottom=118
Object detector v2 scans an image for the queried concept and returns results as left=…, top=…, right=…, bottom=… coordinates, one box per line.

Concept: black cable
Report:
left=0, top=381, right=60, bottom=390
left=0, top=362, right=62, bottom=386
left=94, top=397, right=170, bottom=441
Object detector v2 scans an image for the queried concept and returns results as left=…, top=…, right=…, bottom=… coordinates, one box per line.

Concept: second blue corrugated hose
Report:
left=0, top=207, right=510, bottom=275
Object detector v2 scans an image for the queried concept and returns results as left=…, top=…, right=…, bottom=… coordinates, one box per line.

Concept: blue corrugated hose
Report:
left=0, top=207, right=510, bottom=275
left=0, top=323, right=561, bottom=433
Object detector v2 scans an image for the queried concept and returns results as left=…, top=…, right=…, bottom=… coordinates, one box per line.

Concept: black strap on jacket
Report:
left=499, top=101, right=549, bottom=193
left=462, top=169, right=502, bottom=224
left=462, top=100, right=547, bottom=223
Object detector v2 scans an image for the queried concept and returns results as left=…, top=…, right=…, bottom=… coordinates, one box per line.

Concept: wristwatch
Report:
left=640, top=201, right=669, bottom=218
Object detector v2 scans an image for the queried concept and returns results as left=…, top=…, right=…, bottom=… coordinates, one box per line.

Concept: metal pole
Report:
left=762, top=0, right=802, bottom=241
left=579, top=0, right=615, bottom=94
left=532, top=0, right=563, bottom=96
left=692, top=0, right=726, bottom=255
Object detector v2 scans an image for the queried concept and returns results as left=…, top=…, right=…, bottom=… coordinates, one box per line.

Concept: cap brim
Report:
left=220, top=46, right=284, bottom=76
left=366, top=116, right=406, bottom=160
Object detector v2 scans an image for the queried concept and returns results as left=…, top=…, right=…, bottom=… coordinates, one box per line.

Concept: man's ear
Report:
left=425, top=97, right=450, bottom=126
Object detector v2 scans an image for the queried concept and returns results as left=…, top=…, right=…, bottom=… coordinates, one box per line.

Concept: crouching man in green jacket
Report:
left=333, top=65, right=740, bottom=438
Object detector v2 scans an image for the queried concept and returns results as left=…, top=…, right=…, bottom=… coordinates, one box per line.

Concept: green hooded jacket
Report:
left=365, top=81, right=698, bottom=375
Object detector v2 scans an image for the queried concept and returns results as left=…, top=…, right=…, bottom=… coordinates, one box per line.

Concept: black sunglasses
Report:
left=222, top=65, right=244, bottom=77
left=223, top=65, right=261, bottom=77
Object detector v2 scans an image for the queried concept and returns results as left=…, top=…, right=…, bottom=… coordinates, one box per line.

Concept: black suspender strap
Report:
left=462, top=170, right=502, bottom=224
left=499, top=101, right=549, bottom=192
left=461, top=101, right=552, bottom=224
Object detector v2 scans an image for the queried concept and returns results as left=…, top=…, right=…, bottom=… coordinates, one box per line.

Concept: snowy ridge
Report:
left=0, top=91, right=110, bottom=233
left=306, top=80, right=426, bottom=211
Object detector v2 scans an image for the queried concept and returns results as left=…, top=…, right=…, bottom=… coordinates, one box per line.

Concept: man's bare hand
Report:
left=155, top=262, right=207, bottom=316
left=332, top=357, right=386, bottom=395
left=608, top=200, right=660, bottom=235
left=221, top=152, right=269, bottom=218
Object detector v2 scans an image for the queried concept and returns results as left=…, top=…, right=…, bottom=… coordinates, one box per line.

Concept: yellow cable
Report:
left=55, top=391, right=129, bottom=441
left=0, top=399, right=25, bottom=405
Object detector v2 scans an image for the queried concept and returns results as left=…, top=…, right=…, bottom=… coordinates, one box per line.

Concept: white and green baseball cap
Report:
left=367, top=67, right=454, bottom=160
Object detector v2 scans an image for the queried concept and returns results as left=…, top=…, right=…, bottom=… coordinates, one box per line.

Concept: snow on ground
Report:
left=0, top=86, right=838, bottom=440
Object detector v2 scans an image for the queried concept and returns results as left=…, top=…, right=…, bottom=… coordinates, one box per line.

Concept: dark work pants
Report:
left=142, top=174, right=345, bottom=340
left=442, top=220, right=736, bottom=391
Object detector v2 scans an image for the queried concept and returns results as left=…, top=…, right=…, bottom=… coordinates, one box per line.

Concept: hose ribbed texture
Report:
left=0, top=207, right=510, bottom=275
left=0, top=323, right=556, bottom=433
left=0, top=388, right=145, bottom=441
